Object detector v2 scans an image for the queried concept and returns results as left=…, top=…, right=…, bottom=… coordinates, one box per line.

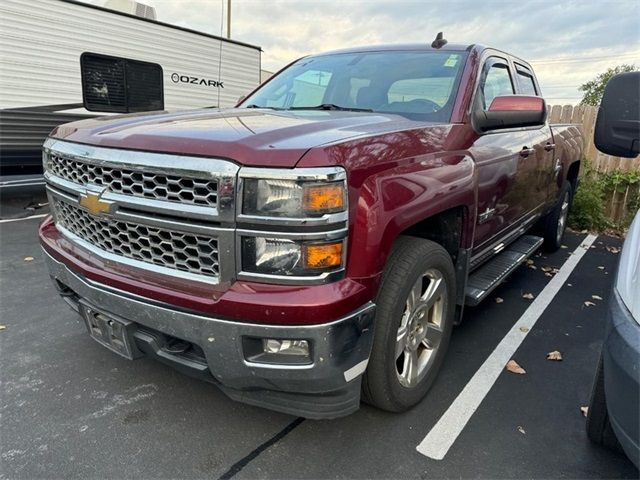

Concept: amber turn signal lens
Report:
left=303, top=184, right=345, bottom=214
left=304, top=242, right=343, bottom=269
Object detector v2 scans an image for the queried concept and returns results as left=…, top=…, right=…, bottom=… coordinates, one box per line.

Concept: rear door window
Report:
left=515, top=65, right=538, bottom=96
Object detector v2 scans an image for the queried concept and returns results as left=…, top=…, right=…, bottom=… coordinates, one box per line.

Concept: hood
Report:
left=50, top=108, right=421, bottom=167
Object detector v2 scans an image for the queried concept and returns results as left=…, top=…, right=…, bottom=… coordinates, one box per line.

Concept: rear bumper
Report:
left=44, top=250, right=376, bottom=419
left=603, top=289, right=640, bottom=468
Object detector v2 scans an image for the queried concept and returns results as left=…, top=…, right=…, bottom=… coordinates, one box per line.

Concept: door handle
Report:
left=519, top=147, right=535, bottom=158
left=544, top=142, right=556, bottom=152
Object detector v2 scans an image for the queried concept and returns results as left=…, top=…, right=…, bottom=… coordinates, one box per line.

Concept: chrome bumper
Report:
left=44, top=250, right=376, bottom=419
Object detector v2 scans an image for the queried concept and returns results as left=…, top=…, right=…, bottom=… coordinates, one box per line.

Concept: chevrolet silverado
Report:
left=39, top=40, right=583, bottom=418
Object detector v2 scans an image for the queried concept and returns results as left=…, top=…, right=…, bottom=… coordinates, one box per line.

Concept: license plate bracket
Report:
left=79, top=302, right=141, bottom=360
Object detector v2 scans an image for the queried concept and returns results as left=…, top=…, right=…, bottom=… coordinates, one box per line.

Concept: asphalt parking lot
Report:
left=1, top=195, right=637, bottom=479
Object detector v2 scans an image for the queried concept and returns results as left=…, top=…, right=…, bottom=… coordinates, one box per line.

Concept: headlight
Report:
left=241, top=237, right=344, bottom=276
left=242, top=178, right=346, bottom=217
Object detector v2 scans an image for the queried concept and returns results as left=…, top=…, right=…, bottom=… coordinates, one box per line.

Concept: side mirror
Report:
left=594, top=71, right=640, bottom=158
left=474, top=95, right=546, bottom=133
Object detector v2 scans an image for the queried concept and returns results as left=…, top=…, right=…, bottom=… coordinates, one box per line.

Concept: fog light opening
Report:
left=263, top=338, right=310, bottom=356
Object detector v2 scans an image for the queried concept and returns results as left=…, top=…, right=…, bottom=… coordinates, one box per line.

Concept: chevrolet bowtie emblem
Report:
left=79, top=190, right=113, bottom=216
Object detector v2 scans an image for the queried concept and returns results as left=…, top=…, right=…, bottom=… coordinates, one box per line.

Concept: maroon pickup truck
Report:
left=39, top=41, right=583, bottom=418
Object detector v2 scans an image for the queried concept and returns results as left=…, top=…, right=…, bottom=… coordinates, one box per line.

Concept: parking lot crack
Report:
left=218, top=418, right=305, bottom=480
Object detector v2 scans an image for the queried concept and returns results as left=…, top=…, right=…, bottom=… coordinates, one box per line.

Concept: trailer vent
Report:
left=81, top=53, right=163, bottom=113
left=126, top=60, right=164, bottom=112
left=103, top=0, right=157, bottom=20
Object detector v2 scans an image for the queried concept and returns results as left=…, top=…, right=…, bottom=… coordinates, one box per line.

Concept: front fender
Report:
left=298, top=125, right=477, bottom=280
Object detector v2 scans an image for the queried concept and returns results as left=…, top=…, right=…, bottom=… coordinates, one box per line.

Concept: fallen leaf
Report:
left=506, top=359, right=526, bottom=374
left=581, top=406, right=589, bottom=417
left=519, top=326, right=530, bottom=333
left=541, top=266, right=552, bottom=272
left=24, top=256, right=34, bottom=262
left=528, top=265, right=537, bottom=270
left=517, top=426, right=526, bottom=434
left=598, top=266, right=605, bottom=270
left=592, top=295, right=603, bottom=301
left=545, top=272, right=553, bottom=277
left=567, top=283, right=573, bottom=287
left=547, top=350, right=563, bottom=361
left=526, top=259, right=534, bottom=265
left=522, top=293, right=535, bottom=300
left=584, top=301, right=596, bottom=307
left=552, top=268, right=560, bottom=274
left=0, top=325, right=6, bottom=331
left=606, top=246, right=620, bottom=254
left=495, top=297, right=504, bottom=304
left=561, top=245, right=568, bottom=249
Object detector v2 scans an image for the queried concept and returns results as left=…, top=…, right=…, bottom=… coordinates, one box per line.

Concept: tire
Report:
left=543, top=181, right=572, bottom=252
left=586, top=352, right=622, bottom=451
left=362, top=236, right=456, bottom=412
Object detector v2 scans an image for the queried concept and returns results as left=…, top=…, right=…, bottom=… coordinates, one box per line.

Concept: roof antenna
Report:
left=431, top=32, right=447, bottom=49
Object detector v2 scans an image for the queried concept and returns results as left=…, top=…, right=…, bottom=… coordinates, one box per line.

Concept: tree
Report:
left=579, top=64, right=637, bottom=106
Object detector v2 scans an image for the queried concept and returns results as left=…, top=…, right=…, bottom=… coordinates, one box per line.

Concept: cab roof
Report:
left=310, top=43, right=533, bottom=71
left=314, top=43, right=478, bottom=56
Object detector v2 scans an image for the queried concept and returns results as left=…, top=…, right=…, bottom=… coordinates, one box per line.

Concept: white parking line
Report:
left=416, top=234, right=598, bottom=460
left=0, top=213, right=48, bottom=224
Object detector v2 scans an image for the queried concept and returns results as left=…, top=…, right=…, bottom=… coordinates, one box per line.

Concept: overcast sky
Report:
left=85, top=0, right=639, bottom=105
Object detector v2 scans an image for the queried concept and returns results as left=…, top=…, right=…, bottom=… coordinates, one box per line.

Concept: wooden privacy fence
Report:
left=548, top=104, right=640, bottom=225
left=548, top=104, right=640, bottom=173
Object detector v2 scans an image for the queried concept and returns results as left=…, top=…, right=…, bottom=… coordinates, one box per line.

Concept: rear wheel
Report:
left=543, top=182, right=572, bottom=252
left=586, top=352, right=621, bottom=451
left=362, top=237, right=455, bottom=412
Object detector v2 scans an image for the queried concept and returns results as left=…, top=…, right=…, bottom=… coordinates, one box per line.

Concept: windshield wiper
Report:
left=244, top=104, right=282, bottom=110
left=287, top=103, right=373, bottom=112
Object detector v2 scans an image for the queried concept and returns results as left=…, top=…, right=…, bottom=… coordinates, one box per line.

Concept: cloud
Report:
left=84, top=0, right=640, bottom=104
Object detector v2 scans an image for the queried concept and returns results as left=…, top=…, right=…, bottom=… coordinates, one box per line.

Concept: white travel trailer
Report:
left=0, top=0, right=262, bottom=174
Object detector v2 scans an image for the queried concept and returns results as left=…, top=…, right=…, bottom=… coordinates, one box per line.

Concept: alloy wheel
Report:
left=395, top=268, right=447, bottom=388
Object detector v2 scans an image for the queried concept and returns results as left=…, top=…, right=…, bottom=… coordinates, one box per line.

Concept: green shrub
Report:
left=569, top=162, right=640, bottom=232
left=569, top=167, right=607, bottom=230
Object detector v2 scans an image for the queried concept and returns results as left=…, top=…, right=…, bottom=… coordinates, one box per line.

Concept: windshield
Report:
left=240, top=50, right=468, bottom=122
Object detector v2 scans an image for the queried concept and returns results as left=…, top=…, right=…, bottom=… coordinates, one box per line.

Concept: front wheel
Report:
left=586, top=352, right=621, bottom=451
left=362, top=237, right=456, bottom=412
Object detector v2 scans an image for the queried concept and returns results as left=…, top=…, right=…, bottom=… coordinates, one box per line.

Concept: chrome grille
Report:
left=53, top=199, right=219, bottom=278
left=47, top=153, right=218, bottom=207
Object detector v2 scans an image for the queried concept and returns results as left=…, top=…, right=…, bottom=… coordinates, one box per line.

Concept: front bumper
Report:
left=44, top=250, right=376, bottom=419
left=603, top=289, right=640, bottom=468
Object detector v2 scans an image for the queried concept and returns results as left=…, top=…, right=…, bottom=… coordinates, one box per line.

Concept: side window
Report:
left=479, top=59, right=514, bottom=110
left=516, top=68, right=538, bottom=96
left=81, top=52, right=163, bottom=113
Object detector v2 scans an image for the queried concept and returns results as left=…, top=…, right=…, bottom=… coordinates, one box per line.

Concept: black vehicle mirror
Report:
left=474, top=95, right=546, bottom=133
left=594, top=71, right=640, bottom=158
